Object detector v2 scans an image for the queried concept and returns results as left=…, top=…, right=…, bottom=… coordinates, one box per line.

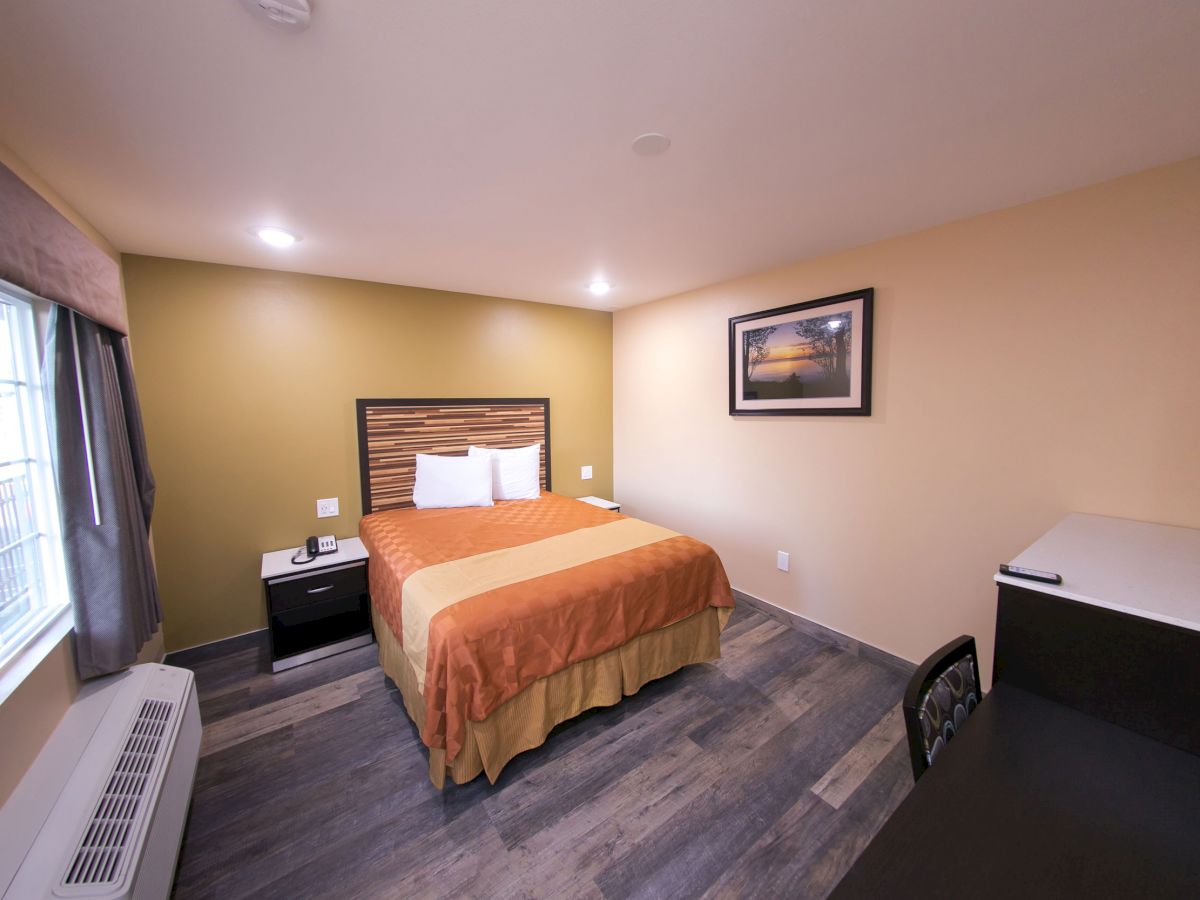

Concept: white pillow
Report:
left=412, top=453, right=494, bottom=509
left=468, top=443, right=541, bottom=501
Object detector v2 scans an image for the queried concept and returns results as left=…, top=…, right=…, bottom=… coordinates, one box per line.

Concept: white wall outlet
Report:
left=316, top=497, right=339, bottom=518
left=777, top=551, right=790, bottom=572
left=581, top=465, right=593, bottom=480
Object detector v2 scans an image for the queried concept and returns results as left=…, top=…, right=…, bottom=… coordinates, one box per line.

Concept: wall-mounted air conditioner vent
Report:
left=60, top=698, right=177, bottom=892
left=0, top=665, right=202, bottom=900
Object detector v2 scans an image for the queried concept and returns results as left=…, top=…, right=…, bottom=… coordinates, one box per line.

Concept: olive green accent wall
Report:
left=122, top=256, right=614, bottom=652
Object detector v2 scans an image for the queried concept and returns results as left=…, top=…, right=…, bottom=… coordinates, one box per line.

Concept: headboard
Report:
left=356, top=398, right=551, bottom=514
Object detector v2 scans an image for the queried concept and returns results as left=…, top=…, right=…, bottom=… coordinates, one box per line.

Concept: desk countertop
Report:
left=995, top=512, right=1200, bottom=632
left=831, top=683, right=1200, bottom=899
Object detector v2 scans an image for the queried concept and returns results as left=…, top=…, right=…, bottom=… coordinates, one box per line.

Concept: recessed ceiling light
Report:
left=632, top=133, right=671, bottom=156
left=254, top=226, right=299, bottom=248
left=589, top=280, right=612, bottom=297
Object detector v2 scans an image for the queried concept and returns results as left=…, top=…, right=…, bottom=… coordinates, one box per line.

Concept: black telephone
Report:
left=307, top=535, right=338, bottom=556
left=293, top=535, right=338, bottom=565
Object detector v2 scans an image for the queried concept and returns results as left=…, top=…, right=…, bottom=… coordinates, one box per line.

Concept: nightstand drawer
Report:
left=270, top=593, right=371, bottom=662
left=267, top=562, right=367, bottom=614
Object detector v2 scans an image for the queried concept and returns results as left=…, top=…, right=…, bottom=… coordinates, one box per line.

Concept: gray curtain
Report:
left=44, top=306, right=160, bottom=679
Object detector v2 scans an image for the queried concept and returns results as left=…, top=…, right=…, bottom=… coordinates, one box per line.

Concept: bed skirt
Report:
left=372, top=603, right=732, bottom=789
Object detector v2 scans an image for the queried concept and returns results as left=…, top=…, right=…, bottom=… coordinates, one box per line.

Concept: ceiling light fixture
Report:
left=632, top=133, right=671, bottom=156
left=254, top=226, right=299, bottom=248
left=589, top=280, right=612, bottom=297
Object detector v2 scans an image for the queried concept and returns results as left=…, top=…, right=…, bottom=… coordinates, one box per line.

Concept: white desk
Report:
left=995, top=513, right=1200, bottom=633
left=994, top=512, right=1200, bottom=758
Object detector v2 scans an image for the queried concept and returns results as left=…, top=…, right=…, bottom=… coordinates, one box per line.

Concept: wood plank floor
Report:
left=170, top=605, right=913, bottom=900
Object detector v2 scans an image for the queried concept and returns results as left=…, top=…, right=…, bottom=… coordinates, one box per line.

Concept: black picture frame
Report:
left=728, top=287, right=873, bottom=416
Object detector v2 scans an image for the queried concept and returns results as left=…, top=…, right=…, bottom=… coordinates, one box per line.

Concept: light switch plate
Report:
left=581, top=465, right=593, bottom=480
left=777, top=551, right=790, bottom=572
left=317, top=497, right=339, bottom=518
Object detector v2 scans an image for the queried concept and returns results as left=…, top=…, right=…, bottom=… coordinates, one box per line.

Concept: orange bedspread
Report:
left=359, top=491, right=733, bottom=763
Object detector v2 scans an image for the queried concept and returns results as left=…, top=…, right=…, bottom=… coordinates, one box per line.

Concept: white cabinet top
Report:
left=261, top=536, right=368, bottom=580
left=996, top=513, right=1200, bottom=632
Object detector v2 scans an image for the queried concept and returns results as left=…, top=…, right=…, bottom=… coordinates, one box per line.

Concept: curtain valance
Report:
left=0, top=163, right=126, bottom=334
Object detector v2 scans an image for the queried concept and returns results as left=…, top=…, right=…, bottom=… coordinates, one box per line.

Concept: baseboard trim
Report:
left=732, top=589, right=916, bottom=676
left=164, top=628, right=269, bottom=669
left=162, top=598, right=913, bottom=675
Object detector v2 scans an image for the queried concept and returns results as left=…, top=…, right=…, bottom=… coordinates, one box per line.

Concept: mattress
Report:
left=359, top=491, right=734, bottom=783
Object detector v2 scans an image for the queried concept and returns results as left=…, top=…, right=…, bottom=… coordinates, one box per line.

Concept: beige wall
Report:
left=0, top=639, right=79, bottom=803
left=122, top=257, right=614, bottom=652
left=614, top=157, right=1200, bottom=685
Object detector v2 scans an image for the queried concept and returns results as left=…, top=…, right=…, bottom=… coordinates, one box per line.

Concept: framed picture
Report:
left=729, top=287, right=873, bottom=416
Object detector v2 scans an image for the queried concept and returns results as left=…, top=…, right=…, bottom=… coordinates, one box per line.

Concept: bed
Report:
left=356, top=398, right=734, bottom=788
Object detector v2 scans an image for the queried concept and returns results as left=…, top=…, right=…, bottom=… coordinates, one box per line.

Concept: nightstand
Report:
left=577, top=495, right=621, bottom=513
left=260, top=537, right=373, bottom=672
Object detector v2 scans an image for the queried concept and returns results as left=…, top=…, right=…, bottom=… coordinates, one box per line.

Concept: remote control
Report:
left=999, top=564, right=1062, bottom=585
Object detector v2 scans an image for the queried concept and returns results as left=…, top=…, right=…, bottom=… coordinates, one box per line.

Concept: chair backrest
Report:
left=902, top=635, right=981, bottom=781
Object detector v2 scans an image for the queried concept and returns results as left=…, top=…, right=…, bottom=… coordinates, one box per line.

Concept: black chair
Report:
left=902, top=635, right=981, bottom=781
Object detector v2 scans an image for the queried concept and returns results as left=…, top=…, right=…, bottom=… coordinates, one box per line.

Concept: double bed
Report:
left=356, top=398, right=734, bottom=788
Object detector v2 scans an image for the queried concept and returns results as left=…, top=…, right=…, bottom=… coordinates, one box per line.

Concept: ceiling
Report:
left=1, top=1, right=1198, bottom=310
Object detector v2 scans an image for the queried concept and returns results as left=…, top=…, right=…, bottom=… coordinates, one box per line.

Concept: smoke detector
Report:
left=241, top=0, right=312, bottom=32
left=632, top=133, right=671, bottom=156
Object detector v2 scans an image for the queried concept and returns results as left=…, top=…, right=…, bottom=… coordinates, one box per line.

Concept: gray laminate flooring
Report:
left=169, top=605, right=912, bottom=900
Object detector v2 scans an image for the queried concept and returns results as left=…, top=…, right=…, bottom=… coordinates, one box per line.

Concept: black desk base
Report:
left=831, top=684, right=1200, bottom=899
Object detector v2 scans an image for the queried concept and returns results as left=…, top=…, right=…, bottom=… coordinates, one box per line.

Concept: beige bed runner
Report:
left=402, top=517, right=680, bottom=689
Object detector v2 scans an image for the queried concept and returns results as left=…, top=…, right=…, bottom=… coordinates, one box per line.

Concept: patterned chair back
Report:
left=902, top=636, right=981, bottom=781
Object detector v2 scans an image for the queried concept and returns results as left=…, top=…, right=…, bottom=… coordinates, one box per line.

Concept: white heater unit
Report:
left=0, top=664, right=202, bottom=900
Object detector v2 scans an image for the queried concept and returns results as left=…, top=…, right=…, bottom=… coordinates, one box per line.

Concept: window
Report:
left=0, top=283, right=69, bottom=688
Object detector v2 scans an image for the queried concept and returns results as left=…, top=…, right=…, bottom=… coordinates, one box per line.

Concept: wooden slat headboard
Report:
left=356, top=398, right=551, bottom=513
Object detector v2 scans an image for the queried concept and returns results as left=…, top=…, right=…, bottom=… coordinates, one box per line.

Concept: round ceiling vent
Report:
left=241, top=0, right=312, bottom=32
